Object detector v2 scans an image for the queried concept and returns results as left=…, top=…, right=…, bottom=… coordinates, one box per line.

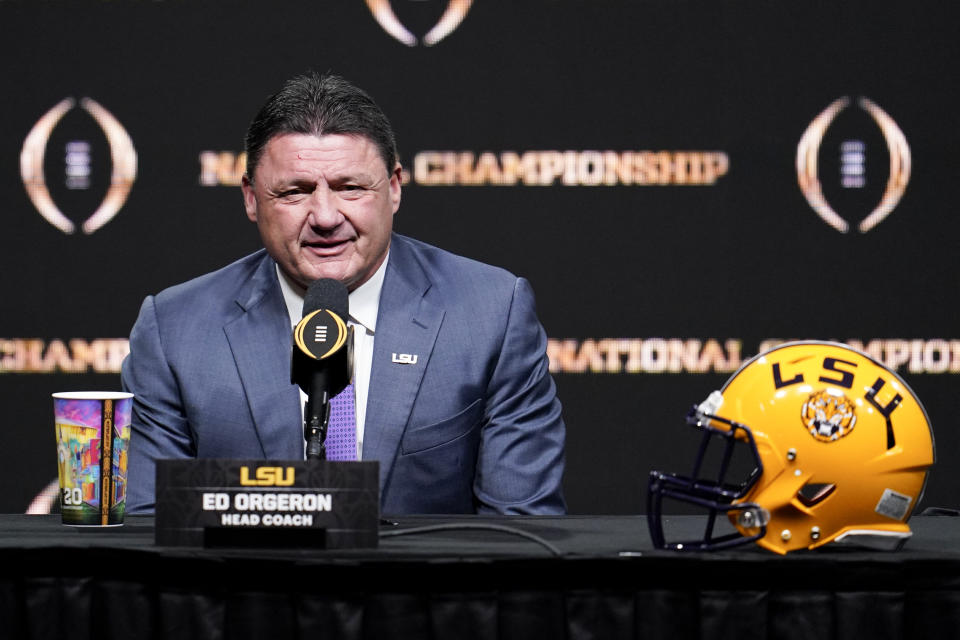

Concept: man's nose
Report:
left=306, top=187, right=342, bottom=228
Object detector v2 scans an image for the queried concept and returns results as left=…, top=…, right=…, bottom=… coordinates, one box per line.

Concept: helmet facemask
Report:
left=647, top=395, right=768, bottom=551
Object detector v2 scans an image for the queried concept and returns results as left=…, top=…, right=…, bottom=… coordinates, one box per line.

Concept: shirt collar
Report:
left=276, top=254, right=388, bottom=333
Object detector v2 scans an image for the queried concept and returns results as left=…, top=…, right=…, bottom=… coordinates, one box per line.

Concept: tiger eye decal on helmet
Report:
left=801, top=389, right=857, bottom=442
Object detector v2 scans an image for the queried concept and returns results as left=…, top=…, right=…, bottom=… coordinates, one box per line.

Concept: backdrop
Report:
left=2, top=1, right=957, bottom=515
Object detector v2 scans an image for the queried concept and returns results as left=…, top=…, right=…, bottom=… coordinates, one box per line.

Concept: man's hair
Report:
left=244, top=72, right=399, bottom=181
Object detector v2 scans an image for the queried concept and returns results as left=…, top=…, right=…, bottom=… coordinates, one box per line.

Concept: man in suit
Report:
left=122, top=72, right=566, bottom=515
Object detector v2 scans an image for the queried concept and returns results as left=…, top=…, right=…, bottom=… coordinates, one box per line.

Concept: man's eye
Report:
left=338, top=185, right=370, bottom=197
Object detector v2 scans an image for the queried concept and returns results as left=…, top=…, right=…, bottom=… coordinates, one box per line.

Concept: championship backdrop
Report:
left=1, top=1, right=958, bottom=515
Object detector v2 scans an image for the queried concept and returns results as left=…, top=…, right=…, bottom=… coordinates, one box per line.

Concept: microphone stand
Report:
left=304, top=391, right=331, bottom=460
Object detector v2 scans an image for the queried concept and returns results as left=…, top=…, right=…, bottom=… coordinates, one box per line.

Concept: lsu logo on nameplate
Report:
left=21, top=98, right=137, bottom=235
left=796, top=97, right=910, bottom=234
left=365, top=0, right=473, bottom=46
left=240, top=466, right=295, bottom=486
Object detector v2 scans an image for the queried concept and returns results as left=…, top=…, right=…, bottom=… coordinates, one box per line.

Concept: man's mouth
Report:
left=303, top=239, right=350, bottom=256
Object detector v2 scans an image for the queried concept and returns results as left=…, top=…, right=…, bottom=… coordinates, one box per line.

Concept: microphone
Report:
left=291, top=278, right=354, bottom=460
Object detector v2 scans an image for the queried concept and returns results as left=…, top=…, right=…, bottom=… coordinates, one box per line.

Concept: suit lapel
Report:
left=223, top=254, right=303, bottom=459
left=364, top=238, right=444, bottom=489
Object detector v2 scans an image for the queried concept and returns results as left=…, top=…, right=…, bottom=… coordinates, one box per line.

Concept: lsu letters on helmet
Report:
left=647, top=341, right=935, bottom=554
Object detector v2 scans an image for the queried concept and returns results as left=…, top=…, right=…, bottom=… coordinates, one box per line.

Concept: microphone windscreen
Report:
left=303, top=278, right=349, bottom=319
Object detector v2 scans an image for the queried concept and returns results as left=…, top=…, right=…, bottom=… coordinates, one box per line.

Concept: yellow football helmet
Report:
left=648, top=341, right=936, bottom=554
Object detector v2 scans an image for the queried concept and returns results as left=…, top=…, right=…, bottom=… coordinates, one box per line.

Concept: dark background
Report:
left=1, top=1, right=957, bottom=514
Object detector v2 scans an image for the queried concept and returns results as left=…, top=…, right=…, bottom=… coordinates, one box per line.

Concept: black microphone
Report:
left=291, top=278, right=354, bottom=460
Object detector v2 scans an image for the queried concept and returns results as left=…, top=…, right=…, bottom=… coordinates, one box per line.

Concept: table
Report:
left=2, top=514, right=959, bottom=639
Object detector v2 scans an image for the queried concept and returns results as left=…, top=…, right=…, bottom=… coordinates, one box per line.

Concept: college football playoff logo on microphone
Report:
left=294, top=309, right=349, bottom=360
left=365, top=0, right=473, bottom=46
left=291, top=278, right=354, bottom=399
left=20, top=98, right=137, bottom=235
left=796, top=97, right=910, bottom=234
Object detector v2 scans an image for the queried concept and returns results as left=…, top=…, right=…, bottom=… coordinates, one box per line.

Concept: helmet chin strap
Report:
left=698, top=390, right=725, bottom=416
left=735, top=506, right=771, bottom=530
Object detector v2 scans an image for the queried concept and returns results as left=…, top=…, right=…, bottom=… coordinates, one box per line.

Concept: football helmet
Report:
left=647, top=341, right=935, bottom=554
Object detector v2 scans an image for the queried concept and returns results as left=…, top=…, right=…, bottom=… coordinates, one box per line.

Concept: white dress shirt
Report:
left=276, top=256, right=387, bottom=459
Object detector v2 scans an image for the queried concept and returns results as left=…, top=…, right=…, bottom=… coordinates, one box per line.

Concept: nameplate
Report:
left=155, top=459, right=379, bottom=549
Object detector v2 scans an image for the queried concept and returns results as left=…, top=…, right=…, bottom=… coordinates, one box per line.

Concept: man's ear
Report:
left=241, top=175, right=258, bottom=222
left=389, top=163, right=402, bottom=214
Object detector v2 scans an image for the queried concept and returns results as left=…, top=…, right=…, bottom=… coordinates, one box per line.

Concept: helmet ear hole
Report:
left=797, top=482, right=836, bottom=507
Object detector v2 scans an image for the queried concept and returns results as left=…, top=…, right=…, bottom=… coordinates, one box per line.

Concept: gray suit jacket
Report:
left=121, top=234, right=566, bottom=514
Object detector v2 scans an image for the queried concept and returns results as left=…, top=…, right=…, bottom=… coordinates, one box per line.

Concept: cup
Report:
left=53, top=392, right=133, bottom=526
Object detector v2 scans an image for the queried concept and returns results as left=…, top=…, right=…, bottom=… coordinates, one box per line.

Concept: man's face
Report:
left=242, top=132, right=401, bottom=291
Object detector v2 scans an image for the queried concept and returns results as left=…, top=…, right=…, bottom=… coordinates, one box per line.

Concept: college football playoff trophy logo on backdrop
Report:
left=21, top=98, right=137, bottom=234
left=365, top=0, right=473, bottom=46
left=796, top=97, right=910, bottom=234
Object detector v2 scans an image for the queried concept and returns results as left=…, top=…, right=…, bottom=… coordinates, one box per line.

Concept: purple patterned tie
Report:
left=326, top=382, right=357, bottom=460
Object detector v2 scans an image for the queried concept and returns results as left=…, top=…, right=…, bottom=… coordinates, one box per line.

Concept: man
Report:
left=122, top=72, right=566, bottom=515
